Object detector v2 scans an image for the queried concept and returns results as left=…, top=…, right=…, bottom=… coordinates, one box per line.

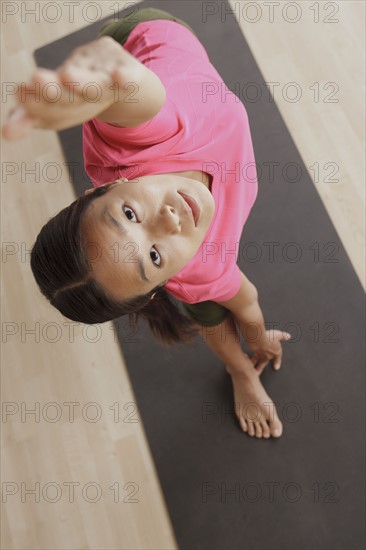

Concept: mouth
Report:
left=178, top=192, right=200, bottom=226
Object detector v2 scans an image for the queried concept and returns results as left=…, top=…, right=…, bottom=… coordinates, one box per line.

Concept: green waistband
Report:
left=181, top=300, right=229, bottom=327
left=98, top=6, right=197, bottom=45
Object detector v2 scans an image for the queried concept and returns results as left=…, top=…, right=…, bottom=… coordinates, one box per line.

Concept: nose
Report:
left=156, top=204, right=181, bottom=234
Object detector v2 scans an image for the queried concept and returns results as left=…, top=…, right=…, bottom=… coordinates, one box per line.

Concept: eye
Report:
left=150, top=247, right=161, bottom=267
left=123, top=205, right=137, bottom=222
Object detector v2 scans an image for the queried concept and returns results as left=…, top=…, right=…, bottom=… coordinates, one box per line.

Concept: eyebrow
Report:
left=103, top=206, right=149, bottom=282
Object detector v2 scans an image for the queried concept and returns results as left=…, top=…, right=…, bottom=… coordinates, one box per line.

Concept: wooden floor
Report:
left=1, top=1, right=364, bottom=549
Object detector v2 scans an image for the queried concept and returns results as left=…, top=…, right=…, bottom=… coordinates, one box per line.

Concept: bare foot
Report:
left=2, top=36, right=142, bottom=140
left=226, top=363, right=283, bottom=439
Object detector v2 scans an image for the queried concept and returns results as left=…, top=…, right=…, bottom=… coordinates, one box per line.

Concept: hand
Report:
left=2, top=36, right=142, bottom=140
left=248, top=329, right=291, bottom=375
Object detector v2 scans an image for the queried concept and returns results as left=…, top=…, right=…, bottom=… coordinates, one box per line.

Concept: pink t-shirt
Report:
left=82, top=19, right=258, bottom=304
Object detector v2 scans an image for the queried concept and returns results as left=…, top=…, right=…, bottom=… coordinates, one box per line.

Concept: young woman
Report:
left=3, top=7, right=291, bottom=439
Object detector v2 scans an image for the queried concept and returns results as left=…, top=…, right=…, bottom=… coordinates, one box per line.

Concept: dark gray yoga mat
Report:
left=34, top=1, right=365, bottom=549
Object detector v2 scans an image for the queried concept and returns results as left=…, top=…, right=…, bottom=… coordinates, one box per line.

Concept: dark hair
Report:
left=30, top=184, right=198, bottom=346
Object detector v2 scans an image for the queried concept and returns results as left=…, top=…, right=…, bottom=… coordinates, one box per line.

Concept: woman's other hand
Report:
left=249, top=329, right=292, bottom=375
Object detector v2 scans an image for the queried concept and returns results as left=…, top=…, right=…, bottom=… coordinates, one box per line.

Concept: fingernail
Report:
left=8, top=106, right=26, bottom=122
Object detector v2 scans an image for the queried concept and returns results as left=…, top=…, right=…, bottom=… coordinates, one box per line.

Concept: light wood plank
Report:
left=232, top=0, right=365, bottom=286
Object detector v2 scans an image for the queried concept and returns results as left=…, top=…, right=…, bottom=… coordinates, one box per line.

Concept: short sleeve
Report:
left=82, top=95, right=183, bottom=185
left=84, top=95, right=180, bottom=148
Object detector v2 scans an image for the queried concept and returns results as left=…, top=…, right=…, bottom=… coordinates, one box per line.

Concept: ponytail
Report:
left=130, top=287, right=198, bottom=346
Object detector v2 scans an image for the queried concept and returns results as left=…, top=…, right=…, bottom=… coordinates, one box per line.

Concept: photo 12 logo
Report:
left=201, top=2, right=340, bottom=24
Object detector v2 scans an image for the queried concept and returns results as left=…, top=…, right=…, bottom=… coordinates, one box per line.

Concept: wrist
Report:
left=237, top=320, right=267, bottom=348
left=225, top=353, right=254, bottom=376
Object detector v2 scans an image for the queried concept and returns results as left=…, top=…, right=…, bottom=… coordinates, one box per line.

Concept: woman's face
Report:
left=81, top=174, right=215, bottom=301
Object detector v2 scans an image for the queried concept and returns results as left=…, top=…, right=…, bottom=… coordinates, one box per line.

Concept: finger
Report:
left=59, top=64, right=110, bottom=91
left=111, top=64, right=139, bottom=88
left=268, top=329, right=291, bottom=343
left=255, top=361, right=269, bottom=375
left=16, top=83, right=55, bottom=111
left=34, top=69, right=72, bottom=104
left=2, top=117, right=32, bottom=140
left=251, top=353, right=268, bottom=368
left=32, top=67, right=60, bottom=88
left=2, top=106, right=38, bottom=140
left=17, top=70, right=62, bottom=105
left=272, top=346, right=283, bottom=370
left=57, top=66, right=85, bottom=96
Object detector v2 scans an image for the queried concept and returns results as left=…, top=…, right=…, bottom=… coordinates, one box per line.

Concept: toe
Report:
left=270, top=418, right=283, bottom=438
left=254, top=422, right=263, bottom=438
left=261, top=420, right=271, bottom=439
left=240, top=417, right=248, bottom=433
left=247, top=422, right=255, bottom=437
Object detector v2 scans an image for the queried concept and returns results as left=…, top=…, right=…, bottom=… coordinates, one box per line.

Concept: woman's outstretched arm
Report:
left=2, top=36, right=166, bottom=140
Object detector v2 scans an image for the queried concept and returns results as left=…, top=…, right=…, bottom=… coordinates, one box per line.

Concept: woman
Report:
left=3, top=7, right=291, bottom=439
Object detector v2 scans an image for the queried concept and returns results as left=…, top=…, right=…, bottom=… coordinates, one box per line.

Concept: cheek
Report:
left=129, top=183, right=163, bottom=211
left=168, top=236, right=199, bottom=266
